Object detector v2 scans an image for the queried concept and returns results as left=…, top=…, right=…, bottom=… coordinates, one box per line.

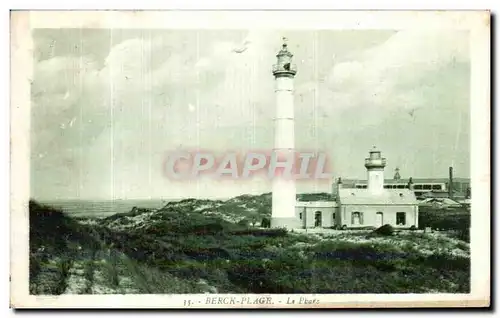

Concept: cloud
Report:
left=326, top=29, right=469, bottom=110
left=31, top=30, right=280, bottom=198
left=291, top=29, right=469, bottom=131
left=31, top=29, right=470, bottom=199
left=290, top=29, right=470, bottom=181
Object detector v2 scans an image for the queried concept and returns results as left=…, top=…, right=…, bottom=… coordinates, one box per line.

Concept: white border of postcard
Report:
left=10, top=10, right=490, bottom=308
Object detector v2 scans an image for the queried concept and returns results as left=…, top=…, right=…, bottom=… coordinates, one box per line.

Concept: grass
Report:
left=82, top=257, right=95, bottom=294
left=29, top=198, right=471, bottom=294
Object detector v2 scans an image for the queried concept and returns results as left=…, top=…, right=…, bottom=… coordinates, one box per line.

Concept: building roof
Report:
left=296, top=201, right=338, bottom=208
left=338, top=188, right=418, bottom=205
left=341, top=177, right=471, bottom=185
left=419, top=190, right=466, bottom=199
left=419, top=198, right=462, bottom=206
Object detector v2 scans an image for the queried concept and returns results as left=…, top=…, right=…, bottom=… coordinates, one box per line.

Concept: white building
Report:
left=295, top=147, right=419, bottom=229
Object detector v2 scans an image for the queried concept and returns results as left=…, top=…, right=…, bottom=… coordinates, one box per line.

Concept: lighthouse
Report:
left=365, top=146, right=387, bottom=194
left=271, top=38, right=299, bottom=229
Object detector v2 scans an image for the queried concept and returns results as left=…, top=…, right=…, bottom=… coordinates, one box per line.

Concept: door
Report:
left=376, top=212, right=383, bottom=227
left=396, top=212, right=406, bottom=226
left=314, top=211, right=322, bottom=227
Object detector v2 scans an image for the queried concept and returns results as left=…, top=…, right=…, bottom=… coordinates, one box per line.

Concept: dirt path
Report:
left=62, top=259, right=88, bottom=294
left=59, top=247, right=142, bottom=294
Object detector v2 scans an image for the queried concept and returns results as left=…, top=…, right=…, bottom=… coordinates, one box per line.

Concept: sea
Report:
left=37, top=199, right=180, bottom=218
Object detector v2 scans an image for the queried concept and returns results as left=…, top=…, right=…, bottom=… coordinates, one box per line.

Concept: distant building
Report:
left=338, top=175, right=470, bottom=199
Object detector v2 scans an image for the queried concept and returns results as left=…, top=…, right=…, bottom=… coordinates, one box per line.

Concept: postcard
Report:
left=10, top=10, right=490, bottom=308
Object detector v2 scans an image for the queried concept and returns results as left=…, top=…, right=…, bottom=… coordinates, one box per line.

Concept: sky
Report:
left=30, top=28, right=470, bottom=200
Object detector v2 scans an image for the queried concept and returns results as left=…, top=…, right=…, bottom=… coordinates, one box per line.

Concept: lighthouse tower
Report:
left=365, top=146, right=387, bottom=194
left=271, top=38, right=299, bottom=229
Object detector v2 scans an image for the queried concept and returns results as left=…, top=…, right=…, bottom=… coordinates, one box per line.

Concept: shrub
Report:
left=261, top=218, right=271, bottom=228
left=188, top=222, right=225, bottom=235
left=182, top=247, right=233, bottom=262
left=418, top=207, right=470, bottom=232
left=372, top=224, right=394, bottom=236
left=456, top=228, right=470, bottom=243
left=237, top=219, right=250, bottom=227
left=229, top=228, right=287, bottom=238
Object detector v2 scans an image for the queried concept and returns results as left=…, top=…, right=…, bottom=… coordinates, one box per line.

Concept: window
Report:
left=414, top=185, right=423, bottom=190
left=351, top=212, right=363, bottom=225
left=423, top=184, right=432, bottom=190
left=376, top=212, right=383, bottom=227
left=314, top=211, right=322, bottom=227
left=396, top=212, right=406, bottom=226
left=432, top=184, right=442, bottom=190
left=299, top=212, right=303, bottom=220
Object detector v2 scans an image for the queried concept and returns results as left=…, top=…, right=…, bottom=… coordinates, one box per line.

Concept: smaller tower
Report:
left=365, top=146, right=386, bottom=194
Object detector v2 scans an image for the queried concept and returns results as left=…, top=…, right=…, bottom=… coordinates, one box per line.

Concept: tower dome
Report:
left=365, top=146, right=386, bottom=194
left=272, top=37, right=297, bottom=78
left=365, top=146, right=386, bottom=170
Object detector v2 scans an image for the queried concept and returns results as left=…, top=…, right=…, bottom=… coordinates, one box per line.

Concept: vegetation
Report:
left=372, top=224, right=394, bottom=236
left=29, top=196, right=470, bottom=295
left=418, top=206, right=470, bottom=242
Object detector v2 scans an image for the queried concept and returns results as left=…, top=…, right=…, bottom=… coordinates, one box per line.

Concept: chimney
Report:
left=449, top=167, right=454, bottom=199
left=334, top=177, right=343, bottom=199
left=408, top=177, right=414, bottom=190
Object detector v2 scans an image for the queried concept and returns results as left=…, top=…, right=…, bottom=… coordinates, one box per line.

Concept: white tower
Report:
left=365, top=146, right=386, bottom=194
left=271, top=38, right=299, bottom=229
